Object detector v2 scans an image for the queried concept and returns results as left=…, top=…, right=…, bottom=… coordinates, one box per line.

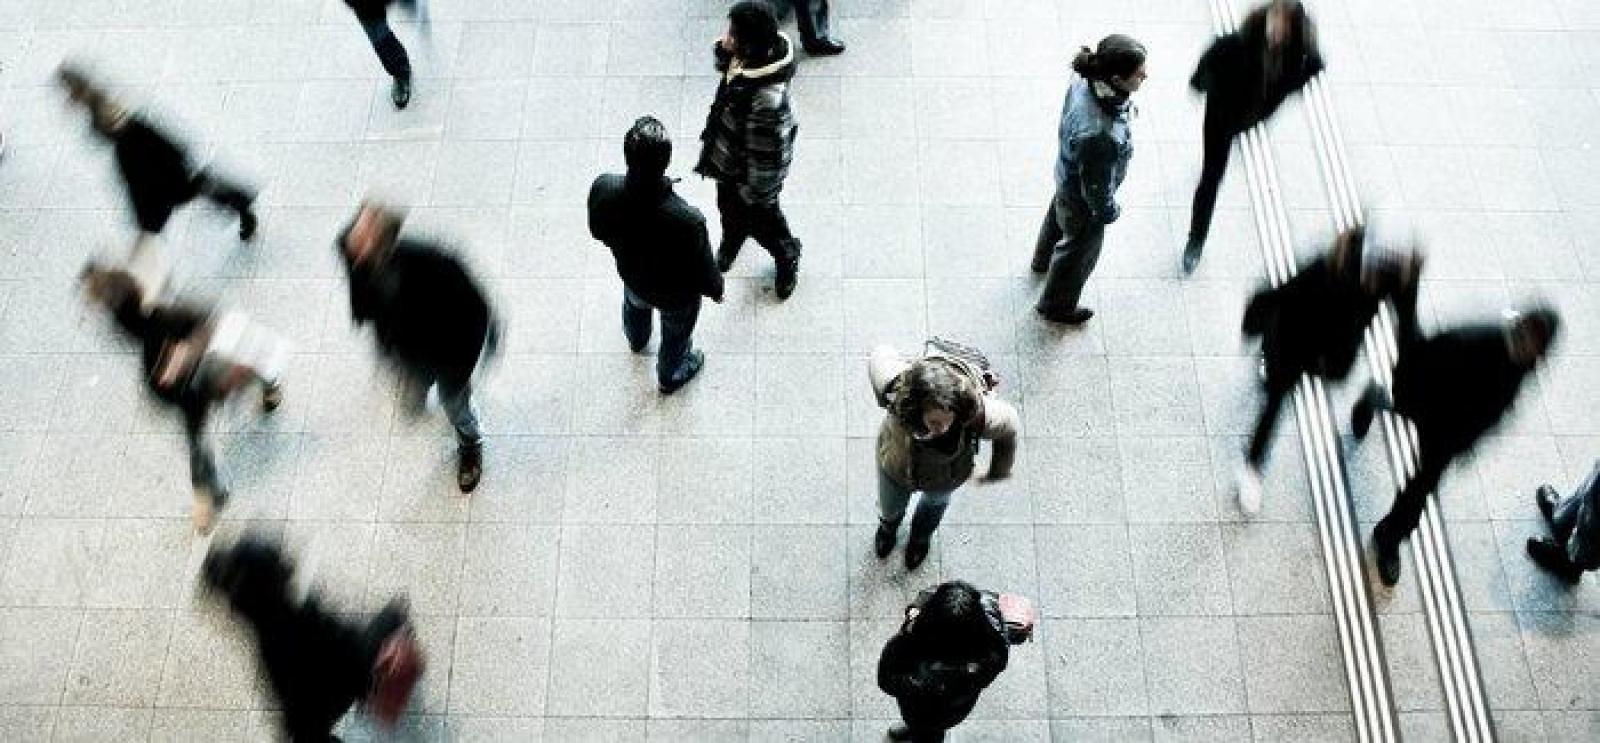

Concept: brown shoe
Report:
left=457, top=444, right=483, bottom=494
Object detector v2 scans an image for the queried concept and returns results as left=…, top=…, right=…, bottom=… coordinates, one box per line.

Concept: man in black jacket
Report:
left=58, top=65, right=258, bottom=243
left=1236, top=227, right=1420, bottom=513
left=878, top=581, right=1010, bottom=742
left=1353, top=305, right=1561, bottom=585
left=338, top=202, right=494, bottom=493
left=1183, top=0, right=1323, bottom=274
left=590, top=117, right=725, bottom=394
left=343, top=0, right=423, bottom=109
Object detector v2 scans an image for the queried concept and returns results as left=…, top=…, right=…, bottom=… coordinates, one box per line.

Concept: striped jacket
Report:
left=695, top=34, right=799, bottom=205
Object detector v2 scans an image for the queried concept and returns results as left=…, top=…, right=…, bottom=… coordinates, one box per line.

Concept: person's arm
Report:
left=713, top=36, right=734, bottom=73
left=1241, top=282, right=1280, bottom=339
left=869, top=346, right=910, bottom=408
left=692, top=213, right=724, bottom=302
left=1075, top=134, right=1122, bottom=224
left=978, top=397, right=1020, bottom=480
left=877, top=633, right=935, bottom=698
left=739, top=87, right=791, bottom=205
left=586, top=178, right=609, bottom=243
left=1190, top=35, right=1229, bottom=93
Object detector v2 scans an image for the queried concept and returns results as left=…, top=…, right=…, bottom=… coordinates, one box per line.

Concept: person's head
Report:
left=79, top=261, right=141, bottom=313
left=344, top=201, right=404, bottom=267
left=623, top=116, right=672, bottom=180
left=1251, top=0, right=1312, bottom=53
left=1330, top=224, right=1365, bottom=278
left=909, top=581, right=992, bottom=644
left=202, top=534, right=297, bottom=614
left=891, top=360, right=979, bottom=441
left=1506, top=305, right=1560, bottom=368
left=1072, top=34, right=1149, bottom=94
left=727, top=1, right=781, bottom=62
left=56, top=63, right=125, bottom=133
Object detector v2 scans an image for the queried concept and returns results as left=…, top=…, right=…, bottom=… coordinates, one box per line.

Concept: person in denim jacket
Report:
left=1032, top=35, right=1147, bottom=326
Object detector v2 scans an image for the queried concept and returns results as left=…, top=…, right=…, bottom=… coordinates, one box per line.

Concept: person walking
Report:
left=1032, top=35, right=1147, bottom=325
left=696, top=0, right=804, bottom=300
left=877, top=581, right=1011, bottom=742
left=869, top=342, right=1019, bottom=569
left=58, top=65, right=258, bottom=245
left=343, top=0, right=424, bottom=109
left=1526, top=460, right=1600, bottom=584
left=81, top=263, right=286, bottom=534
left=790, top=0, right=846, bottom=55
left=1236, top=227, right=1421, bottom=512
left=589, top=116, right=725, bottom=393
left=337, top=201, right=495, bottom=493
left=1352, top=306, right=1561, bottom=585
left=1182, top=0, right=1323, bottom=274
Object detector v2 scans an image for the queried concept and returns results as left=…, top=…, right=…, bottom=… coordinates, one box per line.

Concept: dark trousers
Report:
left=1033, top=185, right=1105, bottom=314
left=360, top=17, right=412, bottom=80
left=134, top=170, right=256, bottom=234
left=1247, top=371, right=1295, bottom=468
left=792, top=0, right=833, bottom=43
left=622, top=289, right=702, bottom=388
left=715, top=180, right=800, bottom=266
left=1187, top=113, right=1235, bottom=246
left=399, top=368, right=483, bottom=449
left=1357, top=385, right=1462, bottom=552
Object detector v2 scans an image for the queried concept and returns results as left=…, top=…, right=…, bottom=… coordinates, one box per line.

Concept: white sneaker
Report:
left=1236, top=464, right=1263, bottom=516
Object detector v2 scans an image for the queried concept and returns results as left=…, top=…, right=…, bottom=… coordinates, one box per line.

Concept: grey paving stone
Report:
left=1035, top=524, right=1136, bottom=618
left=751, top=524, right=848, bottom=620
left=1018, top=355, right=1115, bottom=439
left=649, top=619, right=750, bottom=718
left=748, top=719, right=852, bottom=742
left=1119, top=435, right=1218, bottom=523
left=451, top=715, right=550, bottom=742
left=1109, top=357, right=1206, bottom=437
left=653, top=524, right=751, bottom=618
left=1378, top=612, right=1446, bottom=712
left=1141, top=616, right=1247, bottom=715
left=147, top=709, right=255, bottom=743
left=1248, top=714, right=1355, bottom=742
left=1151, top=715, right=1252, bottom=742
left=545, top=618, right=650, bottom=718
left=0, top=608, right=81, bottom=705
left=1222, top=522, right=1333, bottom=614
left=457, top=523, right=560, bottom=617
left=562, top=435, right=658, bottom=524
left=1028, top=437, right=1125, bottom=524
left=1130, top=523, right=1233, bottom=616
left=1050, top=717, right=1154, bottom=742
left=63, top=608, right=172, bottom=707
left=1043, top=617, right=1148, bottom=716
left=1518, top=610, right=1600, bottom=710
left=157, top=609, right=267, bottom=710
left=51, top=705, right=152, bottom=743
left=366, top=521, right=467, bottom=615
left=755, top=353, right=846, bottom=437
left=555, top=524, right=656, bottom=619
left=1237, top=615, right=1351, bottom=713
left=748, top=620, right=850, bottom=718
left=449, top=616, right=551, bottom=716
left=0, top=518, right=105, bottom=607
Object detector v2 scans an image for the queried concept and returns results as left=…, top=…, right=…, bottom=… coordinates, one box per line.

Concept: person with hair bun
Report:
left=1182, top=0, right=1323, bottom=274
left=1032, top=34, right=1147, bottom=326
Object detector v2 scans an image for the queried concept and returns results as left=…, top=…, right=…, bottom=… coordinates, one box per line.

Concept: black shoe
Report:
left=659, top=350, right=705, bottom=395
left=1374, top=537, right=1401, bottom=586
left=874, top=522, right=898, bottom=559
left=1181, top=236, right=1204, bottom=275
left=457, top=443, right=482, bottom=494
left=1030, top=256, right=1049, bottom=274
left=1526, top=537, right=1583, bottom=584
left=716, top=241, right=741, bottom=273
left=392, top=77, right=412, bottom=109
left=1536, top=485, right=1560, bottom=526
left=238, top=210, right=258, bottom=241
left=803, top=36, right=846, bottom=56
left=1351, top=396, right=1375, bottom=439
left=887, top=725, right=914, bottom=742
left=774, top=259, right=799, bottom=300
left=261, top=382, right=283, bottom=413
left=1037, top=306, right=1094, bottom=325
left=904, top=540, right=930, bottom=570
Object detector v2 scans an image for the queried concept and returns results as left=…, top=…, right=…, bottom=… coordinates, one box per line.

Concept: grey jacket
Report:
left=1053, top=78, right=1133, bottom=224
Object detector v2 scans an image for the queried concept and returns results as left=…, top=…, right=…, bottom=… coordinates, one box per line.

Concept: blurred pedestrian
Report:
left=791, top=0, right=845, bottom=55
left=1182, top=0, right=1323, bottom=274
left=337, top=201, right=495, bottom=493
left=697, top=0, right=804, bottom=300
left=1033, top=35, right=1147, bottom=325
left=878, top=581, right=1012, bottom=742
left=81, top=262, right=286, bottom=534
left=1353, top=305, right=1561, bottom=585
left=869, top=342, right=1019, bottom=569
left=343, top=0, right=427, bottom=109
left=57, top=64, right=258, bottom=246
left=1527, top=460, right=1600, bottom=584
left=1236, top=227, right=1421, bottom=513
left=203, top=534, right=424, bottom=741
left=589, top=116, right=725, bottom=394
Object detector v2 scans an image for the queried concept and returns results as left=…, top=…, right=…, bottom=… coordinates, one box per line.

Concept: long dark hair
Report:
left=889, top=360, right=979, bottom=437
left=1242, top=0, right=1317, bottom=60
left=1071, top=34, right=1147, bottom=82
left=908, top=581, right=1005, bottom=659
left=728, top=0, right=782, bottom=64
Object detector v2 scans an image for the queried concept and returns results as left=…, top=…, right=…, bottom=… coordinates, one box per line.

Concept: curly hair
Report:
left=890, top=359, right=979, bottom=436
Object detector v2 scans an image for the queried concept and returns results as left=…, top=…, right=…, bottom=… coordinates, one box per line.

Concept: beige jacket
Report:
left=869, top=346, right=1020, bottom=491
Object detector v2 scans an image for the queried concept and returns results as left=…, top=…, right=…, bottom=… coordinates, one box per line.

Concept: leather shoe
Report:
left=659, top=350, right=705, bottom=395
left=874, top=522, right=897, bottom=559
left=1037, top=306, right=1094, bottom=325
left=803, top=36, right=846, bottom=56
left=1374, top=537, right=1401, bottom=586
left=904, top=540, right=930, bottom=570
left=391, top=76, right=412, bottom=110
left=1526, top=537, right=1583, bottom=584
left=457, top=444, right=483, bottom=494
left=1181, top=237, right=1204, bottom=275
left=1535, top=485, right=1560, bottom=525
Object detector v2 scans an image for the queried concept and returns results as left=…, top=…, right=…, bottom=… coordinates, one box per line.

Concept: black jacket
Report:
left=1390, top=325, right=1531, bottom=455
left=1191, top=18, right=1323, bottom=134
left=344, top=0, right=393, bottom=21
left=111, top=116, right=199, bottom=232
left=588, top=174, right=723, bottom=310
left=695, top=35, right=799, bottom=204
left=340, top=234, right=493, bottom=388
left=106, top=294, right=216, bottom=431
left=1243, top=257, right=1370, bottom=385
left=877, top=617, right=1009, bottom=731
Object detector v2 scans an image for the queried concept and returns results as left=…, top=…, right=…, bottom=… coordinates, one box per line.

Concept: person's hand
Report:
left=717, top=32, right=735, bottom=54
left=712, top=293, right=725, bottom=304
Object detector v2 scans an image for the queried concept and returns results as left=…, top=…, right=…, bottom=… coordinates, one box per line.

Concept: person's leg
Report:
left=793, top=0, right=844, bottom=53
left=621, top=289, right=653, bottom=353
left=191, top=170, right=259, bottom=240
left=360, top=17, right=413, bottom=108
left=1373, top=440, right=1452, bottom=584
left=183, top=406, right=226, bottom=533
left=1350, top=383, right=1391, bottom=439
left=1036, top=204, right=1106, bottom=320
left=876, top=466, right=915, bottom=557
left=437, top=377, right=484, bottom=493
left=1551, top=463, right=1598, bottom=545
left=746, top=195, right=802, bottom=299
left=904, top=487, right=955, bottom=569
left=656, top=299, right=704, bottom=393
left=1247, top=375, right=1293, bottom=469
left=715, top=181, right=750, bottom=271
left=1031, top=187, right=1067, bottom=273
left=1185, top=115, right=1234, bottom=270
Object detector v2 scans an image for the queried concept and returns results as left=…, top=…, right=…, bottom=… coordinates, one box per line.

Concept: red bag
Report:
left=996, top=593, right=1036, bottom=644
left=367, top=626, right=425, bottom=726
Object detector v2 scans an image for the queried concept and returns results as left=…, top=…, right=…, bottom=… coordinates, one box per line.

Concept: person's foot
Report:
left=1037, top=306, right=1094, bottom=325
left=1030, top=256, right=1049, bottom=273
left=1374, top=536, right=1402, bottom=586
left=1351, top=395, right=1376, bottom=439
left=1236, top=463, right=1263, bottom=516
left=774, top=258, right=799, bottom=301
left=1536, top=485, right=1560, bottom=526
left=1181, top=236, right=1204, bottom=275
left=886, top=725, right=914, bottom=742
left=261, top=382, right=283, bottom=413
left=1526, top=537, right=1584, bottom=584
left=904, top=540, right=930, bottom=570
left=803, top=36, right=846, bottom=56
left=457, top=443, right=482, bottom=494
left=238, top=209, right=258, bottom=241
left=392, top=76, right=412, bottom=109
left=716, top=241, right=740, bottom=273
left=874, top=522, right=898, bottom=559
left=659, top=350, right=705, bottom=395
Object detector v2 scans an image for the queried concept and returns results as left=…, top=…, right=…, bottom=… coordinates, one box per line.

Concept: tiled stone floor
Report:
left=0, top=0, right=1594, bottom=741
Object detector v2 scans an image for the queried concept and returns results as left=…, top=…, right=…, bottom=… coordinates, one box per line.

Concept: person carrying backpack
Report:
left=868, top=341, right=1020, bottom=569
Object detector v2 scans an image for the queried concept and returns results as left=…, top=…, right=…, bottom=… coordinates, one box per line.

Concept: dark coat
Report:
left=1390, top=325, right=1531, bottom=456
left=110, top=115, right=199, bottom=233
left=1190, top=14, right=1324, bottom=134
left=105, top=292, right=215, bottom=431
left=877, top=609, right=1009, bottom=732
left=344, top=0, right=393, bottom=22
left=339, top=233, right=493, bottom=388
left=695, top=34, right=799, bottom=205
left=1243, top=257, right=1372, bottom=386
left=587, top=174, right=724, bottom=310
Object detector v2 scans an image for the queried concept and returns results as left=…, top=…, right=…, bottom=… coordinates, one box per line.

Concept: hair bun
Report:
left=1070, top=46, right=1098, bottom=76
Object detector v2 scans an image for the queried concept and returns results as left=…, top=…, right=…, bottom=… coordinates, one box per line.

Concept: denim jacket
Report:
left=1053, top=78, right=1133, bottom=224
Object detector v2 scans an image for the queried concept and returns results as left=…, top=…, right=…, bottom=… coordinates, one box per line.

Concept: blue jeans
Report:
left=877, top=467, right=956, bottom=545
left=622, top=289, right=701, bottom=388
